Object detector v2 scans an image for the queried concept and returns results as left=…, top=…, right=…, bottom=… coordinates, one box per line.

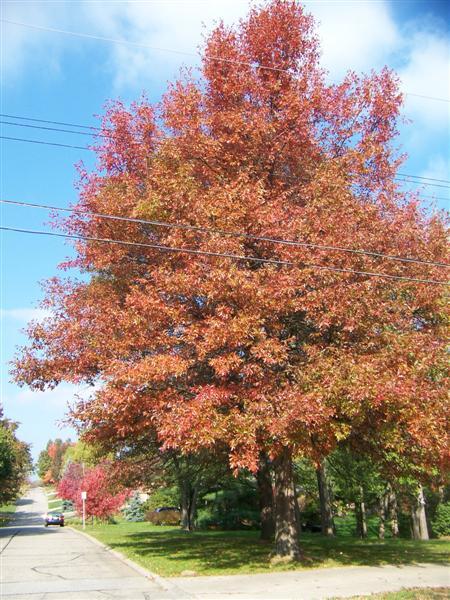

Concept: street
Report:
left=0, top=487, right=175, bottom=599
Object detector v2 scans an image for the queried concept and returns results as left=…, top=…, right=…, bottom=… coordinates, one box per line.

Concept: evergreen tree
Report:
left=122, top=492, right=145, bottom=522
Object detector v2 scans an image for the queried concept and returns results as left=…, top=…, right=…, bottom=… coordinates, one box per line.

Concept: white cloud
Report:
left=79, top=1, right=250, bottom=90
left=0, top=383, right=87, bottom=459
left=11, top=383, right=86, bottom=409
left=311, top=1, right=400, bottom=77
left=1, top=3, right=66, bottom=82
left=399, top=30, right=450, bottom=129
left=0, top=307, right=51, bottom=322
left=420, top=154, right=450, bottom=182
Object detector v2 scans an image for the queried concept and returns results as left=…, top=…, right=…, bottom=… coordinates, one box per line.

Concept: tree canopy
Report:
left=12, top=0, right=449, bottom=557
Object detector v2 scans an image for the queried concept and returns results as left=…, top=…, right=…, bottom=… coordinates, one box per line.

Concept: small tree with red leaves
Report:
left=74, top=465, right=129, bottom=521
left=57, top=462, right=84, bottom=503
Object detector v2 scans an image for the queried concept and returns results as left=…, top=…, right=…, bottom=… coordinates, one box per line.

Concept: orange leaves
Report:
left=11, top=0, right=449, bottom=474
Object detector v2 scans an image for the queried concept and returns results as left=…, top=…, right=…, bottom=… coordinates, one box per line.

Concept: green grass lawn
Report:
left=0, top=502, right=17, bottom=526
left=72, top=520, right=450, bottom=577
left=48, top=499, right=63, bottom=510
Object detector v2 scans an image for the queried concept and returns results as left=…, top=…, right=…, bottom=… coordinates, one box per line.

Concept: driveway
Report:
left=0, top=487, right=176, bottom=599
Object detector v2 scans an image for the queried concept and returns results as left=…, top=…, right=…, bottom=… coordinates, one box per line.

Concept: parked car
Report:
left=154, top=506, right=179, bottom=513
left=44, top=512, right=65, bottom=527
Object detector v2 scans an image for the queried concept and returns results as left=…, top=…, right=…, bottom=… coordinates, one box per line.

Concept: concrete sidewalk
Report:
left=174, top=564, right=449, bottom=599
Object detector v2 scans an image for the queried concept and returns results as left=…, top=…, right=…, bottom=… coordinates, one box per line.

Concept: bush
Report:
left=145, top=509, right=180, bottom=525
left=431, top=503, right=450, bottom=538
left=142, top=487, right=179, bottom=513
left=197, top=506, right=259, bottom=530
left=62, top=499, right=74, bottom=511
left=197, top=477, right=260, bottom=530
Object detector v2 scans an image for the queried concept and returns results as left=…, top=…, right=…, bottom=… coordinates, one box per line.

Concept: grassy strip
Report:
left=73, top=520, right=450, bottom=577
left=349, top=589, right=449, bottom=600
left=48, top=499, right=63, bottom=510
left=0, top=502, right=17, bottom=527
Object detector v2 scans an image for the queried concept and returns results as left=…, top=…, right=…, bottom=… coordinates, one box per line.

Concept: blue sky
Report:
left=1, top=0, right=449, bottom=462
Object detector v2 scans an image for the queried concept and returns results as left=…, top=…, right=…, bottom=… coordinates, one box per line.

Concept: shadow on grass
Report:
left=94, top=527, right=450, bottom=575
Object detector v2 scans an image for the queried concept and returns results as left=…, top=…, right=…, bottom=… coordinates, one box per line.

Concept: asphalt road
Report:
left=0, top=487, right=176, bottom=600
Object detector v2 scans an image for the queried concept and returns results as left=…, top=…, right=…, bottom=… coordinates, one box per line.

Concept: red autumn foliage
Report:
left=59, top=462, right=129, bottom=520
left=12, top=1, right=449, bottom=556
left=74, top=465, right=129, bottom=520
left=57, top=462, right=84, bottom=502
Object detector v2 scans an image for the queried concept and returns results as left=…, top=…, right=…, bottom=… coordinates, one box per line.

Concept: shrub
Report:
left=197, top=506, right=259, bottom=530
left=142, top=487, right=179, bottom=512
left=145, top=509, right=180, bottom=525
left=62, top=499, right=74, bottom=511
left=431, top=503, right=450, bottom=538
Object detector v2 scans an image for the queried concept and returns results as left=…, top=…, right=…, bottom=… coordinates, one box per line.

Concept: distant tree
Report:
left=431, top=502, right=450, bottom=538
left=0, top=427, right=14, bottom=481
left=36, top=449, right=52, bottom=480
left=61, top=440, right=104, bottom=472
left=0, top=418, right=32, bottom=503
left=37, top=439, right=73, bottom=484
left=328, top=447, right=385, bottom=538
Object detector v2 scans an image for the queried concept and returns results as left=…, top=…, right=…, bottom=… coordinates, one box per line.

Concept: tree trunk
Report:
left=355, top=487, right=367, bottom=538
left=293, top=487, right=302, bottom=534
left=316, top=461, right=335, bottom=536
left=180, top=480, right=198, bottom=531
left=378, top=491, right=388, bottom=539
left=411, top=485, right=429, bottom=540
left=273, top=447, right=301, bottom=561
left=388, top=488, right=399, bottom=538
left=257, top=451, right=275, bottom=541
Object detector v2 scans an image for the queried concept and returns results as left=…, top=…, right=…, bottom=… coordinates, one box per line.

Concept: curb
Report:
left=68, top=526, right=195, bottom=599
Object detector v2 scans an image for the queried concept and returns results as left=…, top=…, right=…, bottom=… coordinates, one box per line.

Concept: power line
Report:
left=405, top=92, right=450, bottom=104
left=421, top=193, right=450, bottom=203
left=2, top=198, right=448, bottom=269
left=394, top=178, right=450, bottom=190
left=0, top=113, right=101, bottom=131
left=0, top=198, right=446, bottom=271
left=2, top=133, right=450, bottom=192
left=0, top=135, right=89, bottom=151
left=3, top=111, right=450, bottom=194
left=2, top=19, right=449, bottom=105
left=397, top=173, right=450, bottom=185
left=1, top=225, right=448, bottom=286
left=0, top=120, right=99, bottom=137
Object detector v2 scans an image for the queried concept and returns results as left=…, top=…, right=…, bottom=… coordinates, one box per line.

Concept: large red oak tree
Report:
left=13, top=1, right=448, bottom=559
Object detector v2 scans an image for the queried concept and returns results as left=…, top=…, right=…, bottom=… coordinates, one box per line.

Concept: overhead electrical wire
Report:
left=394, top=178, right=450, bottom=190
left=1, top=18, right=449, bottom=104
left=2, top=129, right=450, bottom=192
left=397, top=173, right=450, bottom=185
left=1, top=198, right=448, bottom=269
left=0, top=113, right=101, bottom=131
left=0, top=225, right=448, bottom=286
left=0, top=120, right=100, bottom=138
left=1, top=121, right=450, bottom=187
left=0, top=135, right=88, bottom=151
